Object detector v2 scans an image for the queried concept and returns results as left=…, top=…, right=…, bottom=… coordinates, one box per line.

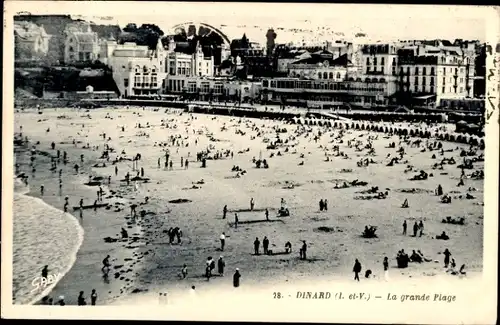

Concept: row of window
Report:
left=317, top=72, right=343, bottom=79
left=402, top=85, right=465, bottom=94
left=135, top=66, right=158, bottom=74
left=263, top=79, right=387, bottom=89
left=366, top=57, right=396, bottom=66
left=133, top=75, right=158, bottom=88
left=68, top=52, right=93, bottom=61
left=167, top=79, right=225, bottom=94
left=399, top=66, right=465, bottom=75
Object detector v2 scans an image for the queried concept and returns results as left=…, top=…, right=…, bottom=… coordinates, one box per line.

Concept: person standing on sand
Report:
left=383, top=257, right=389, bottom=281
left=402, top=220, right=407, bottom=235
left=265, top=208, right=269, bottom=221
left=324, top=199, right=328, bottom=211
left=205, top=258, right=213, bottom=280
left=41, top=265, right=49, bottom=279
left=90, top=289, right=97, bottom=306
left=319, top=199, right=324, bottom=211
left=233, top=268, right=241, bottom=288
left=301, top=240, right=308, bottom=260
left=77, top=291, right=87, bottom=306
left=234, top=213, right=239, bottom=228
left=263, top=236, right=270, bottom=255
left=254, top=237, right=260, bottom=255
left=102, top=255, right=111, bottom=275
left=57, top=296, right=65, bottom=306
left=443, top=249, right=452, bottom=268
left=223, top=205, right=227, bottom=219
left=220, top=232, right=226, bottom=251
left=353, top=259, right=362, bottom=281
left=419, top=220, right=424, bottom=237
left=250, top=198, right=255, bottom=211
left=181, top=264, right=188, bottom=279
left=218, top=256, right=225, bottom=276
left=115, top=166, right=118, bottom=176
left=413, top=221, right=419, bottom=237
left=40, top=185, right=44, bottom=196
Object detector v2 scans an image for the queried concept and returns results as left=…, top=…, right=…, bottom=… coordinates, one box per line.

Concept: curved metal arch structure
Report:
left=171, top=21, right=231, bottom=46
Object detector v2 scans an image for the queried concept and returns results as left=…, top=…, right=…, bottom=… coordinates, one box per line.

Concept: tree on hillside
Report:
left=120, top=23, right=164, bottom=50
left=140, top=24, right=164, bottom=36
left=123, top=23, right=138, bottom=32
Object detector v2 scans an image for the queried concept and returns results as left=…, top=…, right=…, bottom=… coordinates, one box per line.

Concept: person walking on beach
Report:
left=324, top=199, right=328, bottom=211
left=263, top=236, right=270, bottom=255
left=233, top=268, right=241, bottom=288
left=353, top=259, right=362, bottom=281
left=250, top=198, right=255, bottom=211
left=319, top=199, right=324, bottom=211
left=234, top=213, right=239, bottom=229
left=402, top=220, right=407, bottom=235
left=102, top=255, right=111, bottom=275
left=223, top=205, right=227, bottom=219
left=90, top=289, right=97, bottom=306
left=383, top=257, right=389, bottom=281
left=220, top=232, right=226, bottom=251
left=77, top=291, right=87, bottom=306
left=254, top=237, right=260, bottom=255
left=443, top=249, right=452, bottom=268
left=419, top=220, right=424, bottom=237
left=218, top=256, right=225, bottom=276
left=265, top=208, right=269, bottom=221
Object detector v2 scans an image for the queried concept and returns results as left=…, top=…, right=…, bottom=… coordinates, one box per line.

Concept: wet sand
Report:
left=13, top=106, right=484, bottom=305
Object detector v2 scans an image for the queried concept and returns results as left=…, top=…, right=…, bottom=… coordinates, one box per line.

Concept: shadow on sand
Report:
left=229, top=219, right=285, bottom=227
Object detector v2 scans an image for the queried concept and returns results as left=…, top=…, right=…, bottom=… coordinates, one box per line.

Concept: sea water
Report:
left=12, top=179, right=84, bottom=305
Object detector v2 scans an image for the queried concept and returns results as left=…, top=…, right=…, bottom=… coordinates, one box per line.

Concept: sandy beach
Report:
left=13, top=106, right=484, bottom=305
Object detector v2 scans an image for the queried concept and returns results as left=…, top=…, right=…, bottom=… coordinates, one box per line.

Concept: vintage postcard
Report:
left=2, top=1, right=499, bottom=323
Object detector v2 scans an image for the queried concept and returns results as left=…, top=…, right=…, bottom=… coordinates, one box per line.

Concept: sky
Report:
left=8, top=2, right=493, bottom=45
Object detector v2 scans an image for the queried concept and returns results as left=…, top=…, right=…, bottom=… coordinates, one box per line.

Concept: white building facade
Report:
left=398, top=48, right=471, bottom=106
left=107, top=39, right=167, bottom=97
left=165, top=39, right=214, bottom=78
